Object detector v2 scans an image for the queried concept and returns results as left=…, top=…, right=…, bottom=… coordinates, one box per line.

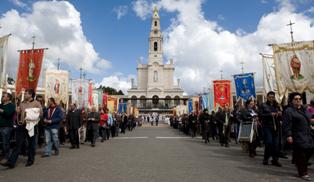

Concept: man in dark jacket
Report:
left=87, top=107, right=100, bottom=147
left=66, top=103, right=82, bottom=149
left=259, top=91, right=282, bottom=167
left=199, top=109, right=210, bottom=143
left=0, top=93, right=15, bottom=163
left=42, top=97, right=63, bottom=157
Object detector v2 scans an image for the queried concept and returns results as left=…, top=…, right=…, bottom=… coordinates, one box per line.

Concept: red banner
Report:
left=88, top=82, right=93, bottom=107
left=213, top=80, right=231, bottom=109
left=16, top=49, right=45, bottom=96
left=102, top=93, right=108, bottom=108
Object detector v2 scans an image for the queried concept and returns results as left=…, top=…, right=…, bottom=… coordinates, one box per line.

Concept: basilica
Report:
left=127, top=8, right=185, bottom=112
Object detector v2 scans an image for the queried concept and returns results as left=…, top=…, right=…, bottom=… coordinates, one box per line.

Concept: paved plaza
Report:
left=0, top=124, right=312, bottom=182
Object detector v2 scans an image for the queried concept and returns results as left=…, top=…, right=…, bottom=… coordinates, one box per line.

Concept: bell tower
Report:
left=148, top=7, right=163, bottom=65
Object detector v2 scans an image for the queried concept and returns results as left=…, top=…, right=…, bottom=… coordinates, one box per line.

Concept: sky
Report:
left=0, top=0, right=314, bottom=95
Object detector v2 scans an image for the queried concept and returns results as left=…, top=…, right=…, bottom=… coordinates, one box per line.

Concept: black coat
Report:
left=283, top=106, right=314, bottom=149
left=66, top=109, right=82, bottom=130
left=259, top=102, right=281, bottom=128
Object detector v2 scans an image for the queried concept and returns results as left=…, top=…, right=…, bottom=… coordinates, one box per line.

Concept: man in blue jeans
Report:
left=259, top=91, right=282, bottom=167
left=0, top=93, right=15, bottom=164
left=42, top=97, right=63, bottom=157
left=1, top=89, right=42, bottom=168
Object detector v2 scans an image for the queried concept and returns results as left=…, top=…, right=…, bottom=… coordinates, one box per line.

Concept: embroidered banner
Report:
left=71, top=79, right=89, bottom=109
left=272, top=41, right=314, bottom=103
left=213, top=80, right=231, bottom=110
left=234, top=73, right=256, bottom=101
left=45, top=70, right=69, bottom=106
left=16, top=49, right=45, bottom=96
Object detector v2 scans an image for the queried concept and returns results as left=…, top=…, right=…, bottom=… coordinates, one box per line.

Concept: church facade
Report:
left=127, top=8, right=184, bottom=112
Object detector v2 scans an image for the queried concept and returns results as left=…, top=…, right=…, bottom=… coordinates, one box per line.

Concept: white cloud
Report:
left=113, top=5, right=128, bottom=20
left=9, top=0, right=27, bottom=8
left=95, top=74, right=133, bottom=94
left=0, top=1, right=111, bottom=82
left=261, top=0, right=268, bottom=4
left=133, top=0, right=314, bottom=94
left=132, top=0, right=153, bottom=20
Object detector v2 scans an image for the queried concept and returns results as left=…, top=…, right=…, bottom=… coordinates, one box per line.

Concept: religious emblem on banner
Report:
left=72, top=79, right=88, bottom=109
left=45, top=70, right=69, bottom=106
left=234, top=73, right=256, bottom=101
left=16, top=49, right=45, bottom=96
left=213, top=80, right=231, bottom=109
left=272, top=41, right=314, bottom=103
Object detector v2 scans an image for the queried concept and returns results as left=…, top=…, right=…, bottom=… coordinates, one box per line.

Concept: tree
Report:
left=97, top=86, right=124, bottom=95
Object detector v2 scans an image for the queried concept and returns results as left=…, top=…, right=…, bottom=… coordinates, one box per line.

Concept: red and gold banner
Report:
left=88, top=82, right=93, bottom=107
left=102, top=93, right=108, bottom=108
left=16, top=49, right=45, bottom=96
left=107, top=96, right=118, bottom=113
left=213, top=80, right=231, bottom=109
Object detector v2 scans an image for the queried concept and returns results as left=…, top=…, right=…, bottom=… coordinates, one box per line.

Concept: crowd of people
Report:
left=170, top=91, right=314, bottom=181
left=0, top=89, right=138, bottom=169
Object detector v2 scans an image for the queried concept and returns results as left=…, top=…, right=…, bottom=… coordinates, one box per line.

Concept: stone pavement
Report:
left=0, top=124, right=312, bottom=182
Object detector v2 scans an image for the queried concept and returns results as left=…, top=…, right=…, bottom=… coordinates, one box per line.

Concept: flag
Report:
left=0, top=34, right=9, bottom=87
left=272, top=41, right=314, bottom=103
left=16, top=49, right=45, bottom=96
left=213, top=80, right=231, bottom=110
left=234, top=73, right=256, bottom=101
left=71, top=79, right=89, bottom=109
left=45, top=70, right=69, bottom=106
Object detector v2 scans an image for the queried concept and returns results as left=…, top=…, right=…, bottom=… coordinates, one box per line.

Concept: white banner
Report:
left=273, top=41, right=314, bottom=103
left=0, top=35, right=10, bottom=88
left=72, top=79, right=89, bottom=109
left=261, top=54, right=279, bottom=101
left=45, top=70, right=69, bottom=106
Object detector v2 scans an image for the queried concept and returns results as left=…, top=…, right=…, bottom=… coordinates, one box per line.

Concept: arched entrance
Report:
left=131, top=96, right=137, bottom=106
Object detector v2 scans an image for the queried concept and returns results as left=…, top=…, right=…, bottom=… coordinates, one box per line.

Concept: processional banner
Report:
left=200, top=94, right=209, bottom=110
left=213, top=80, right=231, bottom=110
left=71, top=79, right=89, bottom=109
left=233, top=73, right=256, bottom=101
left=272, top=41, right=314, bottom=103
left=188, top=99, right=193, bottom=113
left=118, top=99, right=127, bottom=113
left=88, top=82, right=93, bottom=107
left=0, top=35, right=9, bottom=88
left=107, top=96, right=118, bottom=113
left=92, top=92, right=99, bottom=107
left=16, top=49, right=45, bottom=96
left=45, top=70, right=69, bottom=106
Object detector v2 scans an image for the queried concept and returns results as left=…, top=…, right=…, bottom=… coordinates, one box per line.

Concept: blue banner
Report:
left=188, top=99, right=193, bottom=113
left=233, top=73, right=256, bottom=101
left=201, top=94, right=209, bottom=110
left=118, top=102, right=127, bottom=113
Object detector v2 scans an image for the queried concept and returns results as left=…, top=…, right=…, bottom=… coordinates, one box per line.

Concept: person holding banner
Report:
left=259, top=91, right=282, bottom=167
left=238, top=98, right=259, bottom=158
left=2, top=89, right=42, bottom=168
left=283, top=92, right=314, bottom=181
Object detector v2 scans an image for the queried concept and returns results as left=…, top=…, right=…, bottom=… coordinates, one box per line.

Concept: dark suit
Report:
left=66, top=109, right=82, bottom=148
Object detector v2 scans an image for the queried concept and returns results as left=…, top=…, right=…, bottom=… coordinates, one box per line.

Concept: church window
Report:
left=155, top=21, right=157, bottom=26
left=154, top=42, right=158, bottom=51
left=154, top=71, right=158, bottom=82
